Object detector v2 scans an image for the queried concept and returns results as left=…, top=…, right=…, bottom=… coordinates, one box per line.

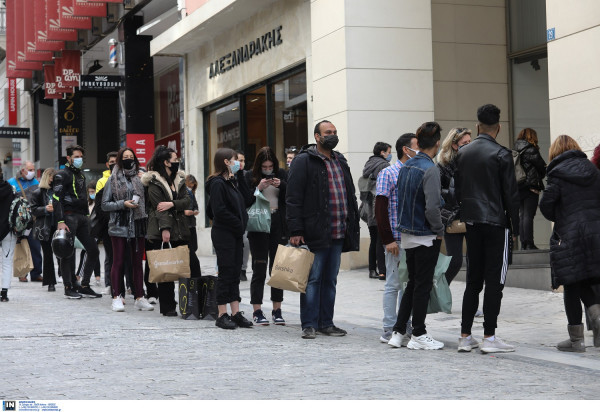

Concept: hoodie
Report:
left=205, top=175, right=248, bottom=237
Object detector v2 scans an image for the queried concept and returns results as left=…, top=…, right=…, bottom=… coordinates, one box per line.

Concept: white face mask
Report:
left=405, top=147, right=420, bottom=159
left=26, top=171, right=35, bottom=180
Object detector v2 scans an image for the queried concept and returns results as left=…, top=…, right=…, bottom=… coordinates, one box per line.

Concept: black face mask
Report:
left=320, top=134, right=339, bottom=150
left=109, top=163, right=116, bottom=172
left=169, top=162, right=180, bottom=174
left=122, top=159, right=135, bottom=170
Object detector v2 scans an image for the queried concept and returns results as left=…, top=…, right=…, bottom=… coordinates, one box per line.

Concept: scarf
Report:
left=109, top=165, right=147, bottom=221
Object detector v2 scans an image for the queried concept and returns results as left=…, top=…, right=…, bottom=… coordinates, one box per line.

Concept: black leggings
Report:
left=444, top=232, right=467, bottom=285
left=368, top=225, right=386, bottom=274
left=563, top=279, right=600, bottom=325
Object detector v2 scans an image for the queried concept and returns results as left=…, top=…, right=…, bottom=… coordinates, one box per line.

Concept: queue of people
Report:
left=1, top=104, right=599, bottom=355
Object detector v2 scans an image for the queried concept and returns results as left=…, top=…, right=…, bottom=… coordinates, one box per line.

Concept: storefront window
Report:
left=245, top=86, right=267, bottom=169
left=206, top=100, right=240, bottom=174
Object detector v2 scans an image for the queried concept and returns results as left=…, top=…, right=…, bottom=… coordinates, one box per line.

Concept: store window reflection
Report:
left=273, top=71, right=307, bottom=167
left=207, top=100, right=240, bottom=174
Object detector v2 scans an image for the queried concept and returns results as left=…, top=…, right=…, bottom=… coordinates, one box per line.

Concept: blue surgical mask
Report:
left=73, top=158, right=83, bottom=169
left=89, top=194, right=96, bottom=200
left=230, top=160, right=240, bottom=174
left=386, top=153, right=393, bottom=162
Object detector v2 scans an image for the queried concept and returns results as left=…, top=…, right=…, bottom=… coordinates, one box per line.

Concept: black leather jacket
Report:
left=455, top=134, right=520, bottom=235
left=514, top=139, right=547, bottom=191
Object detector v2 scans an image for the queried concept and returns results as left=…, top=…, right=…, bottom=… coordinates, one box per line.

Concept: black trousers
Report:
left=461, top=224, right=509, bottom=336
left=212, top=227, right=243, bottom=306
left=59, top=214, right=99, bottom=288
left=146, top=239, right=186, bottom=314
left=368, top=225, right=386, bottom=274
left=519, top=188, right=539, bottom=247
left=188, top=227, right=202, bottom=278
left=40, top=240, right=57, bottom=286
left=444, top=232, right=467, bottom=285
left=247, top=229, right=284, bottom=304
left=76, top=248, right=101, bottom=280
left=393, top=239, right=441, bottom=337
left=564, top=279, right=600, bottom=325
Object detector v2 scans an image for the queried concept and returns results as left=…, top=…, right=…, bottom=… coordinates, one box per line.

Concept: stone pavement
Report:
left=1, top=250, right=599, bottom=400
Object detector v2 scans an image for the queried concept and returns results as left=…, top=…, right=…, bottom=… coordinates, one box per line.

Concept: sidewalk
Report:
left=1, top=252, right=599, bottom=400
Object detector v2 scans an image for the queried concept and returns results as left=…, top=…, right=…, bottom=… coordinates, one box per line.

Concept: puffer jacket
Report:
left=514, top=139, right=546, bottom=191
left=141, top=170, right=190, bottom=242
left=539, top=150, right=600, bottom=288
left=30, top=187, right=56, bottom=242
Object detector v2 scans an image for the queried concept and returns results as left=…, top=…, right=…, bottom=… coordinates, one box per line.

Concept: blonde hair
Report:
left=438, top=127, right=471, bottom=166
left=549, top=135, right=582, bottom=162
left=517, top=128, right=539, bottom=148
left=38, top=168, right=56, bottom=189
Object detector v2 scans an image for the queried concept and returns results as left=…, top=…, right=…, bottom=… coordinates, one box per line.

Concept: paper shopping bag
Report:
left=147, top=243, right=191, bottom=283
left=398, top=252, right=453, bottom=314
left=13, top=238, right=34, bottom=278
left=267, top=244, right=314, bottom=293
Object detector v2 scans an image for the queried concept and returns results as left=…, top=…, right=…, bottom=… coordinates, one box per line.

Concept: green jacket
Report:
left=141, top=170, right=191, bottom=242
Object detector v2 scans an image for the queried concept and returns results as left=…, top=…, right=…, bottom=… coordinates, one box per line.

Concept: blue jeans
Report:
left=300, top=239, right=344, bottom=329
left=382, top=242, right=403, bottom=331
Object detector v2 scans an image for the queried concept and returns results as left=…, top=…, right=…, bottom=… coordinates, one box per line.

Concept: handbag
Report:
left=199, top=275, right=218, bottom=320
left=179, top=277, right=201, bottom=320
left=398, top=252, right=453, bottom=314
left=147, top=242, right=191, bottom=283
left=13, top=238, right=34, bottom=278
left=446, top=219, right=466, bottom=234
left=267, top=244, right=314, bottom=293
left=246, top=188, right=271, bottom=233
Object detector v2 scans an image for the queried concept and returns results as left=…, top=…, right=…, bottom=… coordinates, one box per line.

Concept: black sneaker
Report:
left=232, top=311, right=253, bottom=328
left=272, top=309, right=286, bottom=326
left=317, top=326, right=347, bottom=336
left=79, top=286, right=102, bottom=298
left=215, top=313, right=238, bottom=329
left=253, top=309, right=270, bottom=326
left=240, top=270, right=247, bottom=281
left=48, top=285, right=56, bottom=292
left=302, top=327, right=316, bottom=339
left=64, top=287, right=82, bottom=299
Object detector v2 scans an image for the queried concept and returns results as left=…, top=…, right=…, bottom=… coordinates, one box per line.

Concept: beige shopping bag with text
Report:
left=147, top=243, right=191, bottom=283
left=267, top=244, right=314, bottom=293
left=13, top=238, right=34, bottom=278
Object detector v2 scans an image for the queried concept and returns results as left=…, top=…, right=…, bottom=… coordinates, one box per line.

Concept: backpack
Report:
left=512, top=147, right=528, bottom=185
left=358, top=175, right=377, bottom=223
left=9, top=186, right=33, bottom=236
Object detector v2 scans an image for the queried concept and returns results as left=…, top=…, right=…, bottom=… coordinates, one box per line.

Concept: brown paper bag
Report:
left=267, top=244, right=314, bottom=293
left=147, top=243, right=191, bottom=283
left=13, top=238, right=34, bottom=278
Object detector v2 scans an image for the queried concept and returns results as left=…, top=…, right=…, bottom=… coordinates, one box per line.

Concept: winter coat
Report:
left=539, top=150, right=600, bottom=288
left=30, top=187, right=56, bottom=242
left=0, top=180, right=14, bottom=242
left=514, top=139, right=546, bottom=191
left=286, top=144, right=360, bottom=252
left=205, top=174, right=248, bottom=238
left=52, top=163, right=89, bottom=223
left=141, top=170, right=190, bottom=242
left=101, top=177, right=146, bottom=239
left=360, top=155, right=389, bottom=227
left=455, top=134, right=520, bottom=235
left=185, top=188, right=199, bottom=228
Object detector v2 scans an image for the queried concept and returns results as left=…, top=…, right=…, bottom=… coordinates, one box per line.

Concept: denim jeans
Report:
left=382, top=242, right=403, bottom=331
left=300, top=239, right=344, bottom=329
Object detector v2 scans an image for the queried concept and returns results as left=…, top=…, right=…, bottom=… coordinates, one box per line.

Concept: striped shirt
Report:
left=318, top=151, right=348, bottom=239
left=376, top=161, right=403, bottom=242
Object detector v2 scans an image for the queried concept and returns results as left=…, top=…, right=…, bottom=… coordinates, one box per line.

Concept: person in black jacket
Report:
left=455, top=104, right=519, bottom=353
left=53, top=145, right=102, bottom=299
left=286, top=120, right=360, bottom=339
left=206, top=148, right=253, bottom=330
left=0, top=169, right=17, bottom=302
left=540, top=135, right=600, bottom=352
left=30, top=168, right=59, bottom=291
left=514, top=128, right=547, bottom=250
left=247, top=147, right=288, bottom=326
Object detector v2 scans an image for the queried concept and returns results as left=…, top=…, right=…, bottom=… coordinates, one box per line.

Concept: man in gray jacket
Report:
left=387, top=122, right=445, bottom=350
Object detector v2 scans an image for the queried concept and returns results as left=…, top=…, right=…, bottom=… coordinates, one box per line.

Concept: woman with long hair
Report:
left=514, top=128, right=547, bottom=250
left=30, top=168, right=58, bottom=291
left=437, top=127, right=471, bottom=285
left=102, top=147, right=153, bottom=312
left=142, top=145, right=190, bottom=316
left=205, top=148, right=253, bottom=329
left=247, top=147, right=288, bottom=325
left=184, top=174, right=202, bottom=278
left=540, top=135, right=600, bottom=352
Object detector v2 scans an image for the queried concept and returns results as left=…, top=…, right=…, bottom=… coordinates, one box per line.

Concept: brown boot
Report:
left=588, top=304, right=600, bottom=347
left=556, top=324, right=585, bottom=352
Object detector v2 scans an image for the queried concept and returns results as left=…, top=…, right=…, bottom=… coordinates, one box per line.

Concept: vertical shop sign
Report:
left=159, top=67, right=180, bottom=138
left=56, top=92, right=82, bottom=164
left=126, top=134, right=155, bottom=167
left=35, top=0, right=64, bottom=51
left=43, top=65, right=64, bottom=99
left=59, top=50, right=81, bottom=87
left=8, top=79, right=19, bottom=126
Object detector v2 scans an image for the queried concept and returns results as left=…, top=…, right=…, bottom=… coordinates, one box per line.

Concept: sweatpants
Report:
left=461, top=224, right=509, bottom=336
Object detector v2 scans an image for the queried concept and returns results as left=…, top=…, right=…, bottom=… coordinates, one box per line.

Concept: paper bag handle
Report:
left=160, top=242, right=173, bottom=250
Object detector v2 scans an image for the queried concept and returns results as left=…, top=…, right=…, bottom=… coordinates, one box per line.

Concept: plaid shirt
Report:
left=376, top=161, right=403, bottom=241
left=318, top=151, right=348, bottom=239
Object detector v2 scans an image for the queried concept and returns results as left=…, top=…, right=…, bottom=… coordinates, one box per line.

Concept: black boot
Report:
left=369, top=270, right=379, bottom=279
left=0, top=288, right=8, bottom=302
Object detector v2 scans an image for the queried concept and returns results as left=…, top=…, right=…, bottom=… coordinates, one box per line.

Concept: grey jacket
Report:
left=101, top=178, right=137, bottom=238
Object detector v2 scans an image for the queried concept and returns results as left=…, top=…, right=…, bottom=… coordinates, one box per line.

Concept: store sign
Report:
left=43, top=64, right=64, bottom=99
left=126, top=134, right=155, bottom=167
left=56, top=92, right=82, bottom=163
left=8, top=79, right=19, bottom=125
left=156, top=133, right=181, bottom=158
left=80, top=75, right=123, bottom=91
left=209, top=25, right=283, bottom=79
left=159, top=67, right=180, bottom=138
left=0, top=127, right=30, bottom=139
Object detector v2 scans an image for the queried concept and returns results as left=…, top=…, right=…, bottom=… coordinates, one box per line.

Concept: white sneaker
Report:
left=95, top=279, right=101, bottom=286
left=407, top=334, right=444, bottom=350
left=148, top=297, right=157, bottom=305
left=388, top=331, right=411, bottom=348
left=457, top=335, right=480, bottom=352
left=480, top=336, right=515, bottom=353
left=134, top=297, right=154, bottom=311
left=112, top=298, right=125, bottom=312
left=102, top=286, right=111, bottom=295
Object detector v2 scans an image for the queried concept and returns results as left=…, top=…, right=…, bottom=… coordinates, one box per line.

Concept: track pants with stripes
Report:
left=461, top=223, right=509, bottom=336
